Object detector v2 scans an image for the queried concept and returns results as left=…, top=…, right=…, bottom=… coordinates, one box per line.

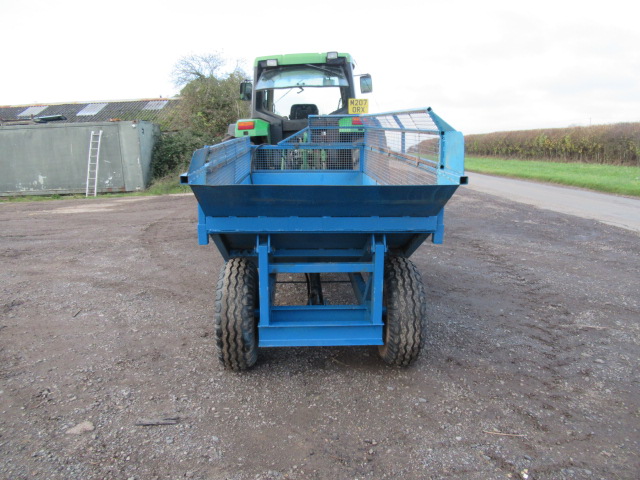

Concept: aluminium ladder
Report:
left=85, top=130, right=103, bottom=197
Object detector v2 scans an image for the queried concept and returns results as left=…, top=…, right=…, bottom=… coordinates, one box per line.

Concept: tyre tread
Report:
left=214, top=258, right=258, bottom=370
left=378, top=256, right=427, bottom=366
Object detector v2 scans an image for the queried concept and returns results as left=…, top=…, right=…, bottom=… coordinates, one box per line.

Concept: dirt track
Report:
left=1, top=190, right=638, bottom=480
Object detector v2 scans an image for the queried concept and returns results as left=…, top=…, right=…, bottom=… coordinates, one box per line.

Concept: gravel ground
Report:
left=1, top=190, right=638, bottom=480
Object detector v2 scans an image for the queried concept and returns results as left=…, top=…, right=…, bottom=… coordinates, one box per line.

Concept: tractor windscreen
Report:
left=256, top=65, right=349, bottom=117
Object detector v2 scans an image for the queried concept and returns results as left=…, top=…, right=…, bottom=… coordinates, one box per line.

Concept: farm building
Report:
left=0, top=98, right=179, bottom=196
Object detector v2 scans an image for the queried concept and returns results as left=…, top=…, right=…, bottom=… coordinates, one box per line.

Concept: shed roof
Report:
left=0, top=98, right=180, bottom=125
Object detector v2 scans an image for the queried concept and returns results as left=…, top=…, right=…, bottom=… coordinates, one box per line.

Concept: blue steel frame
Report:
left=254, top=233, right=386, bottom=346
left=182, top=108, right=465, bottom=348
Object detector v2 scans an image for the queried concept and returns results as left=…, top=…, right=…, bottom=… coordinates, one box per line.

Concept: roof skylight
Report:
left=77, top=103, right=107, bottom=116
left=18, top=106, right=48, bottom=117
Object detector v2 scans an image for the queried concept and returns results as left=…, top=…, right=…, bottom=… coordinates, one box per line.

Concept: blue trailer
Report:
left=181, top=108, right=466, bottom=370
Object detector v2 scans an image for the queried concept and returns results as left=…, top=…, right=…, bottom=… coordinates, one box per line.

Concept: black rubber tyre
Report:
left=378, top=256, right=427, bottom=366
left=214, top=258, right=259, bottom=371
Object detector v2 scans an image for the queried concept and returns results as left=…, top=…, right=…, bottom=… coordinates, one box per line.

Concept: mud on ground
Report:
left=1, top=191, right=638, bottom=479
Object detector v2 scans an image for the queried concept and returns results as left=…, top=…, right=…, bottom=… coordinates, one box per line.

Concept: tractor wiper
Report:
left=304, top=64, right=338, bottom=76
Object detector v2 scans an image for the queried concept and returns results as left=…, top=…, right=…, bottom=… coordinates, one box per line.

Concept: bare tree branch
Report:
left=172, top=53, right=226, bottom=86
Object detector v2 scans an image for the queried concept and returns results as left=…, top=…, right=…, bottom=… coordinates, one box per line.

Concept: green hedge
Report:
left=150, top=130, right=208, bottom=180
left=465, top=123, right=640, bottom=165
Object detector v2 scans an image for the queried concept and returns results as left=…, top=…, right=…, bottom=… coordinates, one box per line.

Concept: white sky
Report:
left=1, top=0, right=637, bottom=134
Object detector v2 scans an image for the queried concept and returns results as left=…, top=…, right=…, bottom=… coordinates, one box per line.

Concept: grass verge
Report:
left=144, top=174, right=191, bottom=195
left=466, top=157, right=640, bottom=197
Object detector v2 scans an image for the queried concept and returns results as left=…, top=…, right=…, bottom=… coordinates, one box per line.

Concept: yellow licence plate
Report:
left=348, top=98, right=369, bottom=114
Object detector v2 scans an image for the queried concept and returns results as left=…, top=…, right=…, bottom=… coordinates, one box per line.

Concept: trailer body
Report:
left=182, top=108, right=466, bottom=368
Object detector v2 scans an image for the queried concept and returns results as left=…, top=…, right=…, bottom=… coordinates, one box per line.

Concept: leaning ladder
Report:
left=85, top=130, right=103, bottom=197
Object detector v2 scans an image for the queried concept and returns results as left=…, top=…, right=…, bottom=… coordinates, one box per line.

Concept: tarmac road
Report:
left=1, top=182, right=638, bottom=480
left=466, top=172, right=640, bottom=232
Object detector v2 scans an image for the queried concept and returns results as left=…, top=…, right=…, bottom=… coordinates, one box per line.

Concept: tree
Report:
left=168, top=52, right=250, bottom=142
left=151, top=53, right=250, bottom=180
left=171, top=53, right=226, bottom=86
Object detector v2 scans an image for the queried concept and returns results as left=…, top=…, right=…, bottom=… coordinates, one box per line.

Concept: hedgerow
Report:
left=465, top=123, right=640, bottom=165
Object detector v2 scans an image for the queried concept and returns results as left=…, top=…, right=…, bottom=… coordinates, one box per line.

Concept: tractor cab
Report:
left=233, top=52, right=372, bottom=144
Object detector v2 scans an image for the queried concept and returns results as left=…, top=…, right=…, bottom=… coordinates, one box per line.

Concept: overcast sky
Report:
left=2, top=0, right=637, bottom=134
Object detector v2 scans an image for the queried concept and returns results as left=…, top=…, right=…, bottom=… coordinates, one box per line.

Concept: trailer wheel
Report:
left=378, top=257, right=427, bottom=366
left=214, top=258, right=259, bottom=370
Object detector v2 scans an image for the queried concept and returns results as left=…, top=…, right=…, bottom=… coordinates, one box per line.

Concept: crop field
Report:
left=465, top=123, right=640, bottom=166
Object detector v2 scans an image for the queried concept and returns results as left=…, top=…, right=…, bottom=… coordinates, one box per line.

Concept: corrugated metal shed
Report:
left=0, top=121, right=159, bottom=196
left=0, top=98, right=180, bottom=125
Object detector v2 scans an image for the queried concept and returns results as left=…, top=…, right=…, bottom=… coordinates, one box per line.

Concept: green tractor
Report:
left=230, top=51, right=372, bottom=145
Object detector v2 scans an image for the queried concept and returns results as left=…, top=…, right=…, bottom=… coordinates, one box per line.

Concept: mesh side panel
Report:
left=363, top=129, right=439, bottom=185
left=308, top=116, right=365, bottom=144
left=251, top=110, right=443, bottom=182
left=362, top=110, right=440, bottom=186
left=205, top=160, right=236, bottom=185
left=279, top=128, right=309, bottom=145
left=235, top=151, right=250, bottom=183
left=364, top=145, right=437, bottom=185
left=260, top=118, right=361, bottom=171
left=308, top=116, right=341, bottom=130
left=186, top=109, right=462, bottom=187
left=197, top=139, right=251, bottom=185
left=361, top=110, right=440, bottom=132
left=252, top=146, right=359, bottom=171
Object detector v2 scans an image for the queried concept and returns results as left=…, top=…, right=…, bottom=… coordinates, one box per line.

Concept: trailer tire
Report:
left=214, top=258, right=259, bottom=371
left=378, top=256, right=426, bottom=366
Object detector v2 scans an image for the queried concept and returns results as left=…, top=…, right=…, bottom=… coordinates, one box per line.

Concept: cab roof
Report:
left=254, top=52, right=353, bottom=67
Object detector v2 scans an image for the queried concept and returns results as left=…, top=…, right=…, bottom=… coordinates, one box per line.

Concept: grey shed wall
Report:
left=0, top=121, right=159, bottom=196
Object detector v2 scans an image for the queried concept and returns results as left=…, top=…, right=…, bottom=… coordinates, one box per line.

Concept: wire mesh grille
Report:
left=199, top=139, right=251, bottom=185
left=250, top=110, right=444, bottom=184
left=186, top=109, right=463, bottom=187
left=362, top=110, right=440, bottom=132
left=252, top=146, right=359, bottom=171
left=307, top=116, right=365, bottom=144
left=362, top=116, right=440, bottom=186
left=253, top=116, right=362, bottom=171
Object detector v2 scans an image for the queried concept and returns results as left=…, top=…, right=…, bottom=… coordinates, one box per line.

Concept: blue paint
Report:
left=182, top=109, right=465, bottom=348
